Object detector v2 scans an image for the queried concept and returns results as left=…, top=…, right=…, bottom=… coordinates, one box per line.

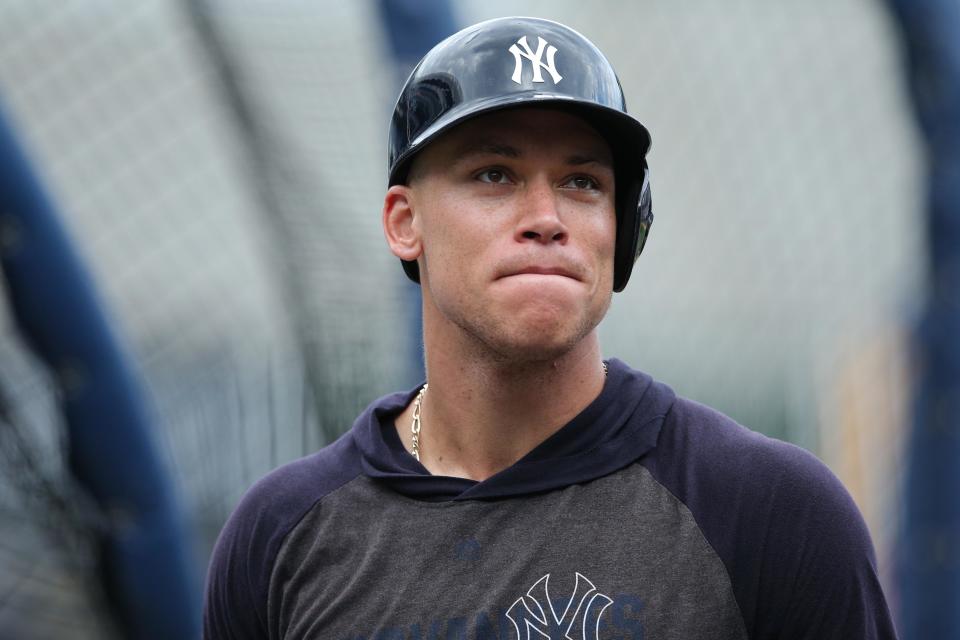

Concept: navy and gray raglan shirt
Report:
left=203, top=358, right=898, bottom=640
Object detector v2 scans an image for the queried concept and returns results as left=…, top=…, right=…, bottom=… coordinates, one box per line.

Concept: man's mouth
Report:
left=499, top=265, right=582, bottom=281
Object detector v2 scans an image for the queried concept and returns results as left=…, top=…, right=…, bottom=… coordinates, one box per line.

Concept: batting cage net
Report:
left=0, top=1, right=921, bottom=636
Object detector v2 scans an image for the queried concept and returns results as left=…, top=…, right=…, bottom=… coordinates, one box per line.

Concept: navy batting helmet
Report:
left=388, top=16, right=652, bottom=292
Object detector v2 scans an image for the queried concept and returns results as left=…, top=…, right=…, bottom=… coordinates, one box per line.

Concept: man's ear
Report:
left=382, top=185, right=422, bottom=262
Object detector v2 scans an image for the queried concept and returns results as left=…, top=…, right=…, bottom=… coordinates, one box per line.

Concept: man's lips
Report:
left=497, top=265, right=583, bottom=281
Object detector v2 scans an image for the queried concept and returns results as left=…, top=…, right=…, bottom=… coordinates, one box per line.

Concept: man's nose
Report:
left=515, top=178, right=568, bottom=244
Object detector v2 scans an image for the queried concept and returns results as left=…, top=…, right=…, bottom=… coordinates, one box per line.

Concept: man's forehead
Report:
left=444, top=108, right=613, bottom=163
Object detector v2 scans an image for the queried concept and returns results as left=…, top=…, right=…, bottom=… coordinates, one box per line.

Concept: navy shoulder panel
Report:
left=202, top=432, right=363, bottom=640
left=641, top=397, right=897, bottom=639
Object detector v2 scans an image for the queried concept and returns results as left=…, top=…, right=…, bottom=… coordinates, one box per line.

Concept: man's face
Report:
left=396, top=107, right=617, bottom=362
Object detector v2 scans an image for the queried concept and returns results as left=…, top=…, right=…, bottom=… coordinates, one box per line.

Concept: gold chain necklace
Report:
left=410, top=361, right=608, bottom=463
left=410, top=383, right=427, bottom=461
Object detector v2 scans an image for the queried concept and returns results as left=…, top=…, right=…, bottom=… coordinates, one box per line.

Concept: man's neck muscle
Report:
left=397, top=324, right=606, bottom=481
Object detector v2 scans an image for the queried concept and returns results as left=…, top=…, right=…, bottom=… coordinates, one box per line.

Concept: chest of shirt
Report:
left=267, top=466, right=748, bottom=640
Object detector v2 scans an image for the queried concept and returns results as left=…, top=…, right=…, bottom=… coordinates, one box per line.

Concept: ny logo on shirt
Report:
left=508, top=36, right=563, bottom=85
left=506, top=572, right=613, bottom=640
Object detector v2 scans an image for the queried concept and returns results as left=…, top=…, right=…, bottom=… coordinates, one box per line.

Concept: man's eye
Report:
left=564, top=175, right=599, bottom=190
left=477, top=169, right=510, bottom=184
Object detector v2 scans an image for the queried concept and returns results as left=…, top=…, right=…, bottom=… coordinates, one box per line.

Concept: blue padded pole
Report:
left=886, top=1, right=960, bottom=638
left=0, top=101, right=200, bottom=638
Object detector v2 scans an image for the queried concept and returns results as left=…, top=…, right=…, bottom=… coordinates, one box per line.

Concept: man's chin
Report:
left=440, top=293, right=609, bottom=363
left=482, top=321, right=596, bottom=364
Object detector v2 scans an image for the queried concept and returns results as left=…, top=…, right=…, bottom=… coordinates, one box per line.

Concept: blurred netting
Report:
left=0, top=1, right=408, bottom=636
left=0, top=0, right=921, bottom=636
left=0, top=327, right=116, bottom=639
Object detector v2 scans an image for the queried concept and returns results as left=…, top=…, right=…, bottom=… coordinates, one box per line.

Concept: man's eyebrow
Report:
left=457, top=142, right=521, bottom=159
left=565, top=153, right=613, bottom=168
left=453, top=142, right=613, bottom=168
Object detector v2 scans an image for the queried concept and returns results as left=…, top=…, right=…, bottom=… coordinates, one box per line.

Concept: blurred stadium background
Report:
left=0, top=0, right=949, bottom=637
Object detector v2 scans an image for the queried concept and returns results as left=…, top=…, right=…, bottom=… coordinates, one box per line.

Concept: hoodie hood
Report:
left=351, top=358, right=677, bottom=501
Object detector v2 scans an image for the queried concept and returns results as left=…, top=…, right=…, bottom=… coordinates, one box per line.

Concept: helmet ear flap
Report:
left=401, top=258, right=420, bottom=283
left=613, top=164, right=652, bottom=293
left=636, top=166, right=654, bottom=252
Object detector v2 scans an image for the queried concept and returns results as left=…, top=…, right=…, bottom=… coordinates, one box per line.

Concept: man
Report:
left=204, top=17, right=898, bottom=639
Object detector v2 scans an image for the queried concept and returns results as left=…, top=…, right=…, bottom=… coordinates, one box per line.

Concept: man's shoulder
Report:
left=228, top=430, right=363, bottom=539
left=606, top=359, right=840, bottom=503
left=208, top=386, right=410, bottom=566
left=203, top=431, right=364, bottom=638
left=654, top=395, right=842, bottom=501
left=643, top=391, right=875, bottom=577
left=640, top=393, right=895, bottom=637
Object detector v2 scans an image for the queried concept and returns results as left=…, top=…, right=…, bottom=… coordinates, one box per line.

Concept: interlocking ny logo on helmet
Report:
left=508, top=36, right=562, bottom=85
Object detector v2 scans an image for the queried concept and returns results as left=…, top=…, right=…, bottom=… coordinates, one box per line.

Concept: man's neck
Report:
left=395, top=333, right=607, bottom=481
